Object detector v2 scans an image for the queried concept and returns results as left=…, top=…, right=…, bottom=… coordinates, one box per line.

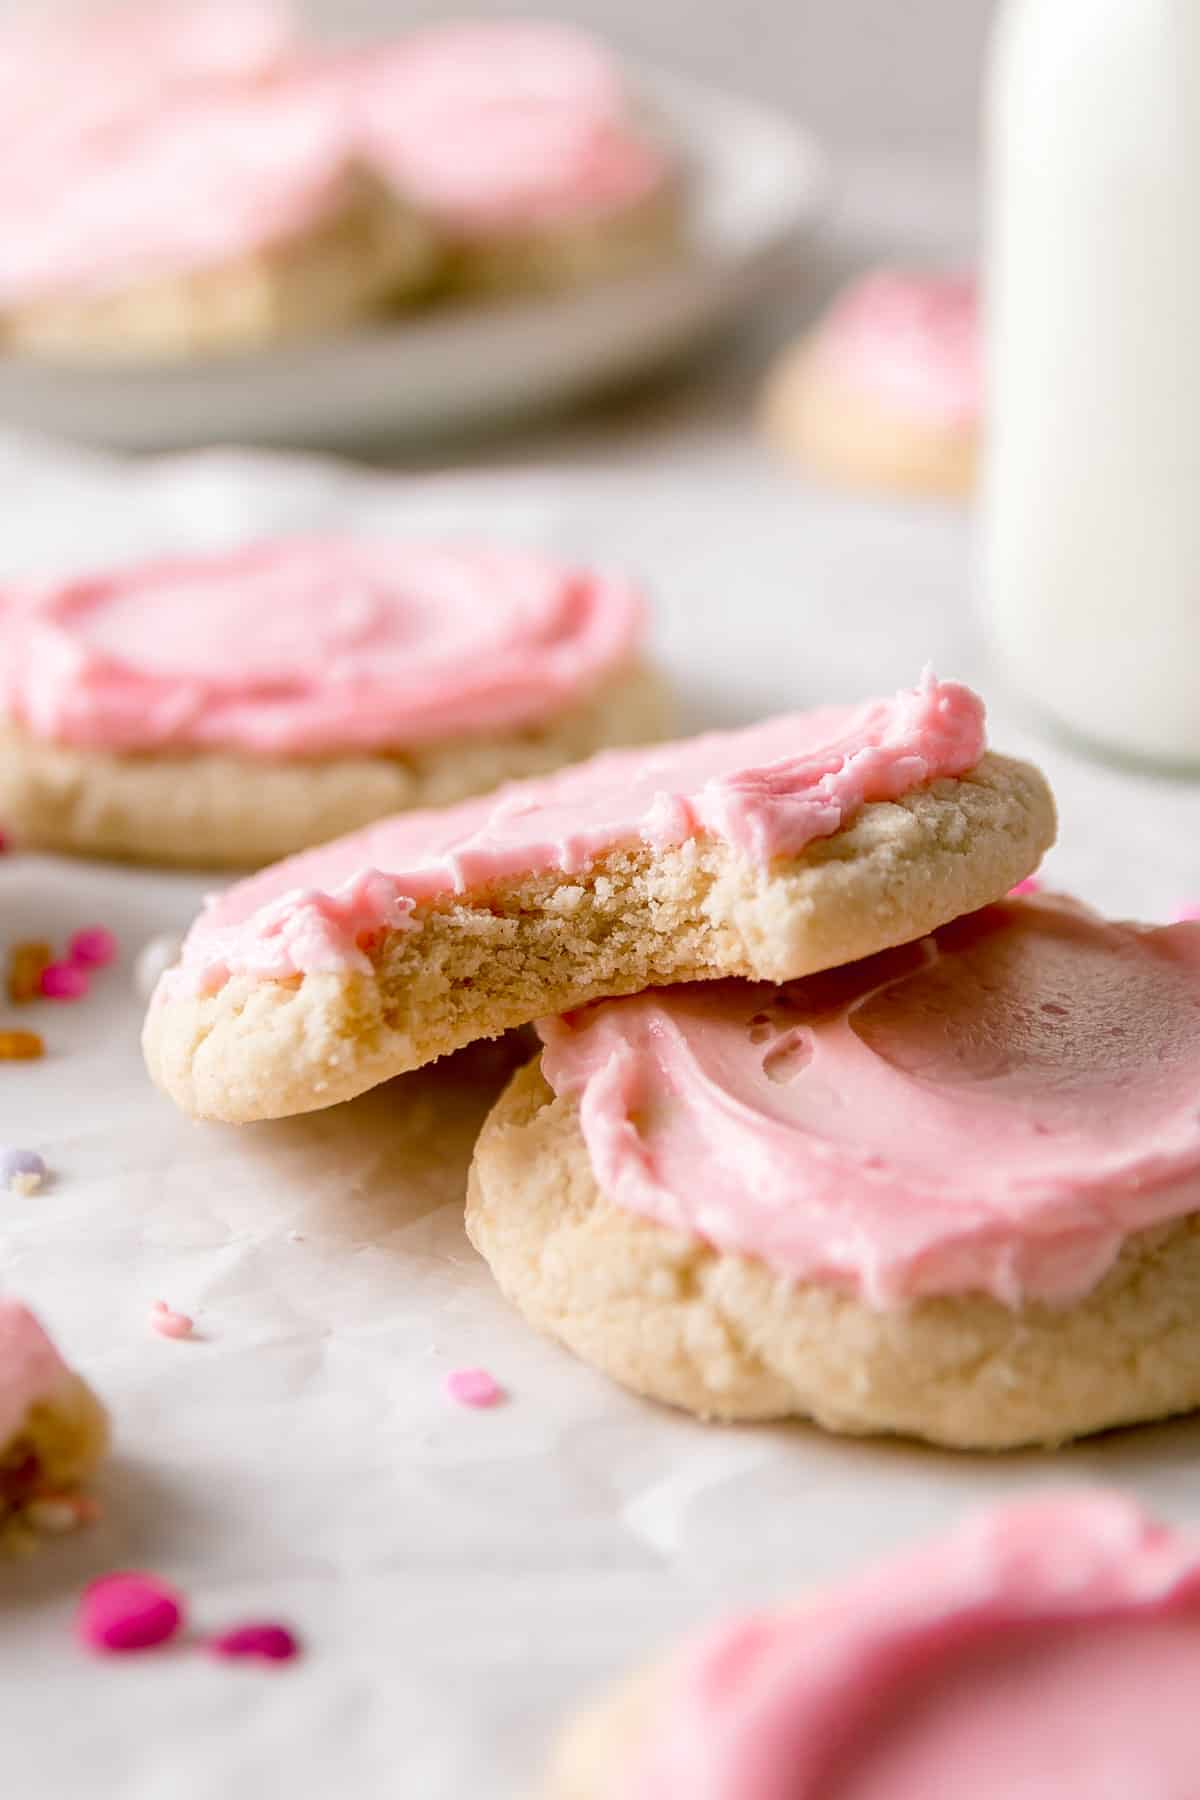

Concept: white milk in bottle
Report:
left=982, top=0, right=1200, bottom=765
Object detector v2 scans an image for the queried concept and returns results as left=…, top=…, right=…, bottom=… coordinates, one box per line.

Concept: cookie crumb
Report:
left=1, top=1147, right=46, bottom=1194
left=0, top=1030, right=44, bottom=1061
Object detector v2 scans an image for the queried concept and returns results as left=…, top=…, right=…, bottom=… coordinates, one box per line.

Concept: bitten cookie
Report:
left=763, top=269, right=979, bottom=500
left=354, top=21, right=683, bottom=296
left=468, top=895, right=1200, bottom=1450
left=545, top=1493, right=1200, bottom=1799
left=0, top=77, right=434, bottom=363
left=144, top=675, right=1054, bottom=1124
left=0, top=1301, right=109, bottom=1551
left=0, top=538, right=665, bottom=868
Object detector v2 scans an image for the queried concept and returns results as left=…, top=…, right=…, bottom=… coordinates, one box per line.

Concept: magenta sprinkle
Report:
left=77, top=1572, right=184, bottom=1654
left=39, top=962, right=89, bottom=1000
left=208, top=1623, right=300, bottom=1662
left=68, top=926, right=118, bottom=969
left=1009, top=876, right=1042, bottom=897
left=445, top=1367, right=506, bottom=1409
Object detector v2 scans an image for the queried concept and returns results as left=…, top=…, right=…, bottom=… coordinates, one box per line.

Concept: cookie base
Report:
left=144, top=752, right=1055, bottom=1122
left=440, top=177, right=685, bottom=297
left=1, top=1374, right=109, bottom=1552
left=468, top=1059, right=1200, bottom=1451
left=0, top=661, right=669, bottom=870
left=3, top=169, right=436, bottom=364
left=762, top=342, right=977, bottom=501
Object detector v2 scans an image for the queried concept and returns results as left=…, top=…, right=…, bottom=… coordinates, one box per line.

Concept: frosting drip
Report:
left=162, top=675, right=986, bottom=994
left=539, top=896, right=1200, bottom=1306
left=0, top=1301, right=72, bottom=1446
left=816, top=270, right=980, bottom=428
left=622, top=1494, right=1200, bottom=1800
left=0, top=539, right=643, bottom=754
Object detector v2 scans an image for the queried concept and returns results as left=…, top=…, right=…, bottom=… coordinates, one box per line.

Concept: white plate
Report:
left=0, top=67, right=826, bottom=452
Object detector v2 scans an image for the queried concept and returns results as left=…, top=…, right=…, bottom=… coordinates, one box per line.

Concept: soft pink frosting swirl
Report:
left=815, top=269, right=980, bottom=428
left=539, top=896, right=1200, bottom=1306
left=160, top=675, right=986, bottom=997
left=620, top=1493, right=1200, bottom=1800
left=0, top=74, right=357, bottom=307
left=0, top=539, right=643, bottom=755
left=0, top=1301, right=73, bottom=1447
left=351, top=21, right=671, bottom=231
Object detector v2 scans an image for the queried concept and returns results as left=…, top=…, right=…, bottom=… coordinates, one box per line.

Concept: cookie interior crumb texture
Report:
left=145, top=752, right=1055, bottom=1122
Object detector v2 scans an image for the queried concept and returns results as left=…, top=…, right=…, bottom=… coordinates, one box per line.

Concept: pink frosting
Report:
left=352, top=21, right=670, bottom=232
left=0, top=76, right=358, bottom=308
left=0, top=1301, right=73, bottom=1447
left=0, top=2, right=294, bottom=150
left=539, top=896, right=1200, bottom=1307
left=0, top=539, right=643, bottom=754
left=815, top=269, right=980, bottom=428
left=162, top=674, right=986, bottom=996
left=621, top=1493, right=1200, bottom=1800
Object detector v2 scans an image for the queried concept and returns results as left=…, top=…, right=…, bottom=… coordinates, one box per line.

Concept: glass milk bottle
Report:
left=981, top=0, right=1200, bottom=766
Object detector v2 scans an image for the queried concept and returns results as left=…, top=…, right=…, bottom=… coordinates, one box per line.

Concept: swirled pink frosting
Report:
left=620, top=1493, right=1200, bottom=1800
left=0, top=539, right=643, bottom=755
left=539, top=896, right=1200, bottom=1306
left=162, top=674, right=985, bottom=996
left=0, top=1301, right=73, bottom=1448
left=353, top=21, right=671, bottom=231
left=0, top=75, right=358, bottom=308
left=814, top=269, right=980, bottom=428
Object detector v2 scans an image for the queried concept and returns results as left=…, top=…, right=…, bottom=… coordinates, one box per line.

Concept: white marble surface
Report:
left=0, top=432, right=1198, bottom=1800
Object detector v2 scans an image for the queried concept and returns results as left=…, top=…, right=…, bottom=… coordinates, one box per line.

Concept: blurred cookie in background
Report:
left=762, top=269, right=979, bottom=500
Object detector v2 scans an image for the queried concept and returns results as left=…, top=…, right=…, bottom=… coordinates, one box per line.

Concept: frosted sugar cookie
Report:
left=763, top=269, right=980, bottom=499
left=546, top=1493, right=1200, bottom=1799
left=0, top=1301, right=108, bottom=1550
left=144, top=674, right=1054, bottom=1123
left=469, top=893, right=1200, bottom=1449
left=354, top=21, right=683, bottom=295
left=0, top=78, right=433, bottom=363
left=0, top=538, right=664, bottom=868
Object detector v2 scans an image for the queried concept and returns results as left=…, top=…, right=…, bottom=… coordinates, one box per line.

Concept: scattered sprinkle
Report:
left=445, top=1367, right=506, bottom=1409
left=77, top=1572, right=184, bottom=1653
left=0, top=1029, right=44, bottom=1061
left=1173, top=902, right=1200, bottom=924
left=149, top=1300, right=193, bottom=1340
left=6, top=939, right=52, bottom=1004
left=208, top=1623, right=300, bottom=1663
left=1, top=1147, right=46, bottom=1195
left=68, top=926, right=118, bottom=969
left=134, top=934, right=182, bottom=1000
left=39, top=962, right=89, bottom=1001
left=1009, top=877, right=1042, bottom=897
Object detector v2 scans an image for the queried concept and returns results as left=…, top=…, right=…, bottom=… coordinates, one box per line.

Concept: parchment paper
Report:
left=1, top=429, right=1198, bottom=1800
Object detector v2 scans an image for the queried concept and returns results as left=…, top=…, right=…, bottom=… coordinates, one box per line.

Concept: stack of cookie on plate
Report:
left=0, top=1, right=684, bottom=364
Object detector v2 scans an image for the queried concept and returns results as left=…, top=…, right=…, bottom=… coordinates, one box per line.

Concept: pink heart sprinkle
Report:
left=68, top=926, right=118, bottom=969
left=77, top=1572, right=184, bottom=1653
left=445, top=1367, right=505, bottom=1409
left=208, top=1623, right=300, bottom=1662
left=39, top=962, right=89, bottom=1001
left=1008, top=877, right=1042, bottom=897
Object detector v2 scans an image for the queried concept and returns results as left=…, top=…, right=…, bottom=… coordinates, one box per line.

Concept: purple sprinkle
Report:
left=208, top=1623, right=300, bottom=1662
left=1, top=1147, right=46, bottom=1193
